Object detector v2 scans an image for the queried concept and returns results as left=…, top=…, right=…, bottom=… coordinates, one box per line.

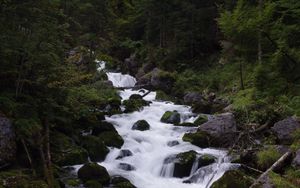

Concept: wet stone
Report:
left=167, top=140, right=180, bottom=147
left=119, top=163, right=136, bottom=171
left=116, top=149, right=133, bottom=159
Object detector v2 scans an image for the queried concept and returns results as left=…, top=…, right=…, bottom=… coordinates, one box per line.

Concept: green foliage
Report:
left=257, top=146, right=281, bottom=169
left=269, top=171, right=297, bottom=188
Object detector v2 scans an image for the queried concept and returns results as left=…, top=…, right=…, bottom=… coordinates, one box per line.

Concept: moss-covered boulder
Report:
left=129, top=94, right=143, bottom=100
left=198, top=154, right=216, bottom=168
left=173, top=150, right=198, bottom=178
left=92, top=121, right=117, bottom=136
left=182, top=131, right=211, bottom=148
left=85, top=180, right=103, bottom=188
left=194, top=115, right=208, bottom=125
left=123, top=98, right=150, bottom=113
left=51, top=132, right=88, bottom=166
left=80, top=135, right=109, bottom=162
left=132, top=120, right=150, bottom=131
left=111, top=176, right=137, bottom=188
left=160, top=111, right=181, bottom=125
left=98, top=131, right=124, bottom=148
left=78, top=163, right=110, bottom=184
left=211, top=170, right=253, bottom=188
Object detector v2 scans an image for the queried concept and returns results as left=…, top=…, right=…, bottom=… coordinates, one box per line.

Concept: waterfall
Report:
left=74, top=62, right=234, bottom=188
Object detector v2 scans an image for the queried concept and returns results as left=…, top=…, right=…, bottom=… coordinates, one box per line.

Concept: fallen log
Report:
left=249, top=151, right=293, bottom=188
left=116, top=84, right=151, bottom=90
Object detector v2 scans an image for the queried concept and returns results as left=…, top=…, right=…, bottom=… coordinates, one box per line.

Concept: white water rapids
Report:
left=74, top=62, right=234, bottom=188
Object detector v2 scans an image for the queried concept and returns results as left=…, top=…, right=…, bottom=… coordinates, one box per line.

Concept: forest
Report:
left=0, top=0, right=299, bottom=188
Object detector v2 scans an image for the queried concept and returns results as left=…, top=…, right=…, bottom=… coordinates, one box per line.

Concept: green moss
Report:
left=81, top=135, right=109, bottom=162
left=269, top=172, right=297, bottom=188
left=114, top=182, right=136, bottom=188
left=123, top=98, right=150, bottom=113
left=98, top=131, right=124, bottom=148
left=51, top=132, right=88, bottom=166
left=211, top=170, right=253, bottom=188
left=65, top=178, right=81, bottom=187
left=85, top=180, right=103, bottom=188
left=177, top=150, right=197, bottom=164
left=132, top=120, right=150, bottom=131
left=182, top=131, right=210, bottom=148
left=156, top=90, right=176, bottom=102
left=257, top=146, right=281, bottom=170
left=78, top=163, right=110, bottom=184
left=194, top=115, right=208, bottom=125
left=160, top=111, right=180, bottom=124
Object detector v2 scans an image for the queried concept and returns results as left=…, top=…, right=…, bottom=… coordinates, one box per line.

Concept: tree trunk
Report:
left=258, top=0, right=263, bottom=64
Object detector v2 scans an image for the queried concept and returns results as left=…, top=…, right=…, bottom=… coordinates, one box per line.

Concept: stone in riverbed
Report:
left=292, top=149, right=300, bottom=169
left=194, top=114, right=208, bottom=125
left=160, top=111, right=181, bottom=125
left=176, top=122, right=197, bottom=127
left=123, top=98, right=150, bottom=113
left=92, top=121, right=117, bottom=136
left=78, top=162, right=110, bottom=184
left=116, top=149, right=133, bottom=159
left=182, top=131, right=211, bottom=148
left=132, top=120, right=150, bottom=131
left=97, top=131, right=124, bottom=149
left=80, top=135, right=109, bottom=162
left=167, top=140, right=180, bottom=147
left=119, top=163, right=136, bottom=171
left=111, top=176, right=137, bottom=188
left=271, top=117, right=300, bottom=144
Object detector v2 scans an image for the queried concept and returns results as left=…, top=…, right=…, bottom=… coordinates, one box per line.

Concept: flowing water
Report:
left=74, top=63, right=234, bottom=188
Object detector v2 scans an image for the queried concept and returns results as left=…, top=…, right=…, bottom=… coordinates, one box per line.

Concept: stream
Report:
left=74, top=63, right=234, bottom=188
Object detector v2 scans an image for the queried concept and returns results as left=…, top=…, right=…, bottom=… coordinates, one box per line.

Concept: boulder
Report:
left=78, top=163, right=110, bottom=184
left=98, top=131, right=124, bottom=149
left=292, top=149, right=300, bottom=169
left=271, top=117, right=300, bottom=144
left=198, top=113, right=237, bottom=147
left=111, top=176, right=137, bottom=188
left=123, top=54, right=139, bottom=75
left=123, top=98, right=150, bottom=113
left=182, top=131, right=211, bottom=148
left=160, top=111, right=181, bottom=125
left=0, top=115, right=16, bottom=167
left=211, top=169, right=253, bottom=188
left=165, top=151, right=216, bottom=178
left=116, top=149, right=133, bottom=159
left=80, top=135, right=109, bottom=162
left=92, top=121, right=117, bottom=136
left=150, top=68, right=175, bottom=94
left=183, top=92, right=203, bottom=105
left=129, top=94, right=143, bottom=100
left=132, top=120, right=150, bottom=131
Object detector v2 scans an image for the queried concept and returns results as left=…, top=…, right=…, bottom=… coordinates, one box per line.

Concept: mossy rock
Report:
left=98, top=131, right=124, bottom=148
left=176, top=122, right=197, bottom=127
left=173, top=150, right=197, bottom=178
left=211, top=170, right=253, bottom=188
left=198, top=154, right=216, bottom=168
left=156, top=90, right=177, bottom=102
left=80, top=135, right=109, bottom=162
left=132, top=120, right=150, bottom=131
left=182, top=131, right=210, bottom=148
left=65, top=178, right=81, bottom=187
left=92, top=121, right=117, bottom=136
left=78, top=163, right=110, bottom=184
left=160, top=111, right=181, bottom=125
left=51, top=132, right=88, bottom=166
left=111, top=176, right=136, bottom=188
left=194, top=115, right=208, bottom=125
left=123, top=98, right=150, bottom=113
left=85, top=180, right=103, bottom=188
left=129, top=94, right=143, bottom=100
